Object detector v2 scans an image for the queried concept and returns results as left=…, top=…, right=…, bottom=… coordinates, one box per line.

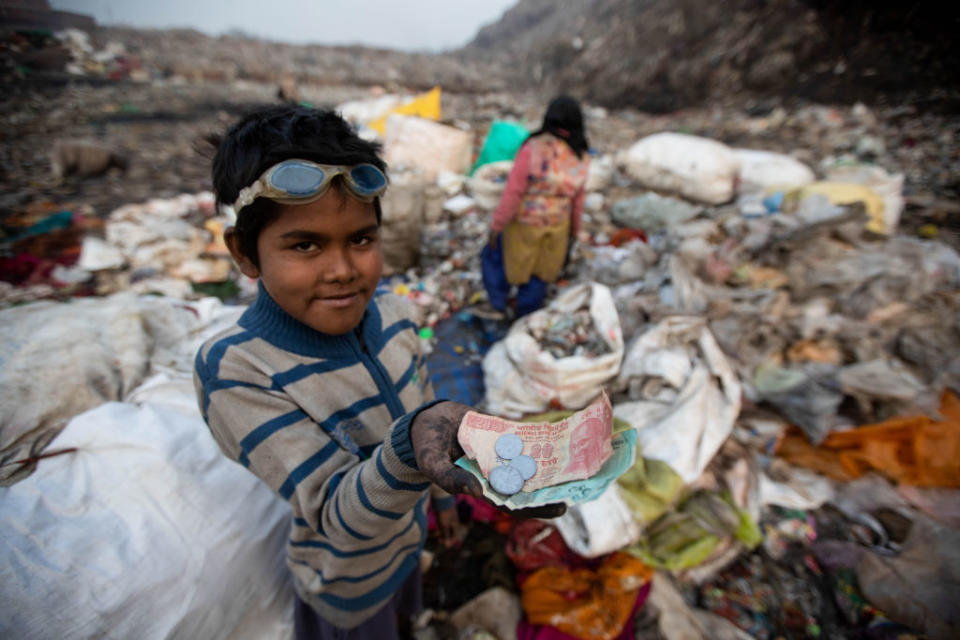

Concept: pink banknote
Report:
left=458, top=392, right=614, bottom=492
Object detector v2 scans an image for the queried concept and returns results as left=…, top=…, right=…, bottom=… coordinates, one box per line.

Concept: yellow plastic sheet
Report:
left=786, top=182, right=888, bottom=234
left=366, top=86, right=441, bottom=135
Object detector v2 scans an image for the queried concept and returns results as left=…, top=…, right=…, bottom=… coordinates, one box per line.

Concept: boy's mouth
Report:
left=317, top=291, right=361, bottom=308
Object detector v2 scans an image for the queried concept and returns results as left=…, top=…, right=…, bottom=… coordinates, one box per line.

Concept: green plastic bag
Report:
left=470, top=120, right=529, bottom=175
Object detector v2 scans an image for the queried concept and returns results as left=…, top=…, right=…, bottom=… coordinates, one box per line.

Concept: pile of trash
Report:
left=2, top=69, right=960, bottom=640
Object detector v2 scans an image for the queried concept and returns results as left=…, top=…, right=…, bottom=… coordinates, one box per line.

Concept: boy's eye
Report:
left=292, top=241, right=318, bottom=252
left=351, top=232, right=378, bottom=247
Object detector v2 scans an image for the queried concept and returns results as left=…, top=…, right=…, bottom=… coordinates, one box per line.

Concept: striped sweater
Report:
left=193, top=284, right=438, bottom=628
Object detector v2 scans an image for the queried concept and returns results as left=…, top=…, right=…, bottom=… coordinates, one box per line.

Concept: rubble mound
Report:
left=461, top=0, right=960, bottom=112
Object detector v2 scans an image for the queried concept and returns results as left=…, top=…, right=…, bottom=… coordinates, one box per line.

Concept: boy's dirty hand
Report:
left=411, top=402, right=483, bottom=498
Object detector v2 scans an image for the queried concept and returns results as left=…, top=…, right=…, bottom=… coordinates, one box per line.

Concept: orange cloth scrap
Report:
left=777, top=390, right=960, bottom=487
left=520, top=552, right=653, bottom=640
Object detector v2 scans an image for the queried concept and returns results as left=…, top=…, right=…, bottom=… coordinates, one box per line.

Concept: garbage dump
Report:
left=2, top=18, right=960, bottom=640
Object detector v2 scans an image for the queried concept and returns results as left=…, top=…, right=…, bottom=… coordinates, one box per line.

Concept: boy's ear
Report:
left=224, top=227, right=260, bottom=279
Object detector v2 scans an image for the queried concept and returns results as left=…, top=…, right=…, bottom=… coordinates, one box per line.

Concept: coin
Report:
left=494, top=433, right=523, bottom=460
left=489, top=465, right=524, bottom=495
left=510, top=454, right=537, bottom=480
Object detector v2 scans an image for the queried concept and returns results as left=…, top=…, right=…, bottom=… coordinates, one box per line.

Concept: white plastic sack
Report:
left=553, top=485, right=642, bottom=558
left=483, top=283, right=624, bottom=417
left=620, top=133, right=740, bottom=205
left=383, top=115, right=472, bottom=181
left=467, top=160, right=513, bottom=211
left=614, top=316, right=741, bottom=483
left=585, top=154, right=614, bottom=192
left=0, top=399, right=293, bottom=640
left=0, top=295, right=243, bottom=485
left=733, top=149, right=815, bottom=193
left=379, top=177, right=426, bottom=273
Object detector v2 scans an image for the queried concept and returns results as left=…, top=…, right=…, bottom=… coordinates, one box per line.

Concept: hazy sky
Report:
left=49, top=0, right=517, bottom=52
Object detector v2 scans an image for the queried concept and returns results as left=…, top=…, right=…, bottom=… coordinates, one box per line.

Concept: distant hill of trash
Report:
left=460, top=0, right=960, bottom=112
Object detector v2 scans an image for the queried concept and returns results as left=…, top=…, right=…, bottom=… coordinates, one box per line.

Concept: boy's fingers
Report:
left=431, top=464, right=483, bottom=498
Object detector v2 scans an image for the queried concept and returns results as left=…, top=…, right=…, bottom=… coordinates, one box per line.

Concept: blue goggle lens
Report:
left=270, top=162, right=328, bottom=195
left=349, top=164, right=388, bottom=194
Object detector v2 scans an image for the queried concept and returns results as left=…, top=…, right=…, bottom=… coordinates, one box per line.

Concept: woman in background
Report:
left=484, top=95, right=591, bottom=317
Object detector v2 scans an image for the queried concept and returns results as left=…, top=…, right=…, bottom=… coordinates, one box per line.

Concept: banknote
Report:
left=458, top=392, right=614, bottom=492
left=456, top=429, right=638, bottom=508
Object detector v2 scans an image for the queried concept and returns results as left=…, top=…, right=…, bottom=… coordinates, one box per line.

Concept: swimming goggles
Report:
left=233, top=159, right=388, bottom=211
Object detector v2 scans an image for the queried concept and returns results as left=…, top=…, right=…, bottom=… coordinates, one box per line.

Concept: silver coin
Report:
left=510, top=454, right=537, bottom=480
left=494, top=433, right=523, bottom=460
left=489, top=465, right=524, bottom=495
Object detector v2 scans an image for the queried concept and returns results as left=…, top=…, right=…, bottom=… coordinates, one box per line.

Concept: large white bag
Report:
left=733, top=149, right=815, bottom=193
left=619, top=133, right=740, bottom=205
left=0, top=397, right=293, bottom=640
left=383, top=115, right=472, bottom=181
left=613, top=316, right=741, bottom=483
left=483, top=283, right=624, bottom=417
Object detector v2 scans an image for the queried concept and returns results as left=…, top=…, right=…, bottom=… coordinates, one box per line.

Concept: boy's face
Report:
left=227, top=187, right=383, bottom=336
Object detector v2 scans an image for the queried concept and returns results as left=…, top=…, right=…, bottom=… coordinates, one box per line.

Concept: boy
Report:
left=194, top=105, right=486, bottom=638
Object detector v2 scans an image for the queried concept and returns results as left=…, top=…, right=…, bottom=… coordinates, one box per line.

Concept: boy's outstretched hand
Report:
left=410, top=401, right=566, bottom=519
left=411, top=401, right=482, bottom=498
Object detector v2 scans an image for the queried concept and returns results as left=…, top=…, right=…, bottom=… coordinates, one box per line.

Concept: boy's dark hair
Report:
left=209, top=105, right=387, bottom=267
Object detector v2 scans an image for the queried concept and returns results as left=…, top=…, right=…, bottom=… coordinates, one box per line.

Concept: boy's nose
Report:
left=321, top=247, right=356, bottom=283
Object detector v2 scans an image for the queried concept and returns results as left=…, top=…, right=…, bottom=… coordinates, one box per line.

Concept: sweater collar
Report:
left=238, top=281, right=382, bottom=358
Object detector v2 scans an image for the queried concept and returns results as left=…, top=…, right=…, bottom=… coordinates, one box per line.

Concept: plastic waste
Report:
left=469, top=119, right=528, bottom=174
left=614, top=316, right=742, bottom=483
left=617, top=457, right=686, bottom=523
left=449, top=587, right=523, bottom=640
left=752, top=362, right=843, bottom=444
left=610, top=192, right=701, bottom=232
left=856, top=515, right=960, bottom=638
left=825, top=163, right=904, bottom=235
left=626, top=490, right=762, bottom=570
left=785, top=182, right=887, bottom=235
left=776, top=390, right=960, bottom=487
left=520, top=552, right=652, bottom=640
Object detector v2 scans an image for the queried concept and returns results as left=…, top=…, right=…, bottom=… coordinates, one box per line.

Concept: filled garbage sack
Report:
left=0, top=294, right=238, bottom=486
left=618, top=132, right=740, bottom=205
left=468, top=159, right=514, bottom=210
left=733, top=148, right=815, bottom=194
left=483, top=282, right=624, bottom=417
left=0, top=398, right=293, bottom=640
